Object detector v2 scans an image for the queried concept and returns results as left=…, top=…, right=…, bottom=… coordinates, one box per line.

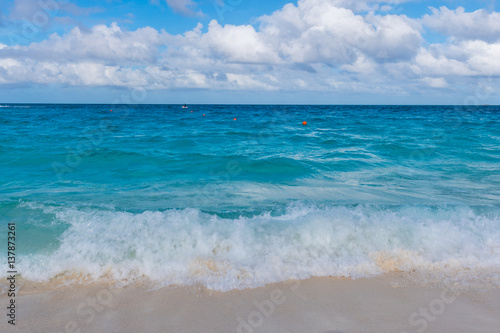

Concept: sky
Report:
left=0, top=0, right=499, bottom=104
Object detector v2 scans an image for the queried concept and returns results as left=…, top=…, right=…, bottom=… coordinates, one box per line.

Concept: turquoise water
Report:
left=1, top=104, right=499, bottom=290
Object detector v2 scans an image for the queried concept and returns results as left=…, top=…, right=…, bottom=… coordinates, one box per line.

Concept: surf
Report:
left=5, top=201, right=499, bottom=291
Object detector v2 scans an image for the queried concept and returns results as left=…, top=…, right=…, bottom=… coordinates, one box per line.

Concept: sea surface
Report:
left=1, top=104, right=499, bottom=291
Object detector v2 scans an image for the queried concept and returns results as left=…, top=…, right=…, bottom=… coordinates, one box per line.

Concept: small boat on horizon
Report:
left=182, top=104, right=188, bottom=108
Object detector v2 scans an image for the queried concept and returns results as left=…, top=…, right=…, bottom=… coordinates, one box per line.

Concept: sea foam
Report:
left=9, top=202, right=500, bottom=291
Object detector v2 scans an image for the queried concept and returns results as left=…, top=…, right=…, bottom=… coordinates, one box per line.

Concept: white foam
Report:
left=11, top=203, right=500, bottom=291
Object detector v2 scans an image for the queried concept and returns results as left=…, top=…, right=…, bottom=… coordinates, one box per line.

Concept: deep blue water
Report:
left=1, top=104, right=499, bottom=290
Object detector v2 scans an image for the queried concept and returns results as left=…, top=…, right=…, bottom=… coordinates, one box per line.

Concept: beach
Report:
left=1, top=104, right=499, bottom=332
left=2, top=273, right=499, bottom=333
left=1, top=0, right=500, bottom=330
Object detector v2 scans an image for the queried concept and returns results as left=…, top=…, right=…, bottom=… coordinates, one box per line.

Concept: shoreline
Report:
left=2, top=273, right=499, bottom=332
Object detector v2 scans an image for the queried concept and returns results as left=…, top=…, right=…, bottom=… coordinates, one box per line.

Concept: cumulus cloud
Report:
left=258, top=0, right=421, bottom=64
left=316, top=0, right=413, bottom=13
left=410, top=40, right=500, bottom=77
left=421, top=76, right=447, bottom=88
left=422, top=6, right=500, bottom=42
left=202, top=20, right=281, bottom=64
left=2, top=23, right=165, bottom=64
left=0, top=0, right=498, bottom=98
left=69, top=23, right=163, bottom=63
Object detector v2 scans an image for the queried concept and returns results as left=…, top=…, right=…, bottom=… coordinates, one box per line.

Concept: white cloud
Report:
left=422, top=6, right=500, bottom=42
left=318, top=0, right=413, bottom=13
left=258, top=0, right=421, bottom=64
left=412, top=47, right=472, bottom=77
left=363, top=14, right=422, bottom=62
left=341, top=54, right=377, bottom=74
left=259, top=1, right=368, bottom=65
left=0, top=0, right=498, bottom=101
left=202, top=20, right=281, bottom=64
left=412, top=41, right=500, bottom=77
left=4, top=22, right=165, bottom=63
left=421, top=77, right=447, bottom=88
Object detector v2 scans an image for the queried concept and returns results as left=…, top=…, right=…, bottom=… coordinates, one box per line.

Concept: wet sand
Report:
left=2, top=273, right=499, bottom=333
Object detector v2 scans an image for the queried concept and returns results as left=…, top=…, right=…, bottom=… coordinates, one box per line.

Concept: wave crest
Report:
left=6, top=203, right=500, bottom=291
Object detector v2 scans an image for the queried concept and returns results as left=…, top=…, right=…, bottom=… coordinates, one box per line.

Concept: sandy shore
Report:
left=2, top=273, right=499, bottom=333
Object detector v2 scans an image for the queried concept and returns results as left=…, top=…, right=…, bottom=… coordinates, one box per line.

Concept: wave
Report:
left=0, top=105, right=30, bottom=108
left=3, top=202, right=499, bottom=291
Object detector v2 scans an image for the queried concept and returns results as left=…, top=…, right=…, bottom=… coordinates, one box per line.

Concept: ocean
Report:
left=1, top=104, right=499, bottom=291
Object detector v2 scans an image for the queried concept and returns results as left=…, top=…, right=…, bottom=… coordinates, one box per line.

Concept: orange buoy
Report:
left=203, top=114, right=205, bottom=116
left=302, top=121, right=307, bottom=125
left=191, top=111, right=193, bottom=113
left=110, top=110, right=113, bottom=112
left=233, top=118, right=237, bottom=121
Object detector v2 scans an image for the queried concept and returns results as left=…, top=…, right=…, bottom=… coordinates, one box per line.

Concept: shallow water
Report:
left=1, top=104, right=499, bottom=290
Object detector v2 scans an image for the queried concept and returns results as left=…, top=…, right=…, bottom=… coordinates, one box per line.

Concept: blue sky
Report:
left=0, top=0, right=499, bottom=104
